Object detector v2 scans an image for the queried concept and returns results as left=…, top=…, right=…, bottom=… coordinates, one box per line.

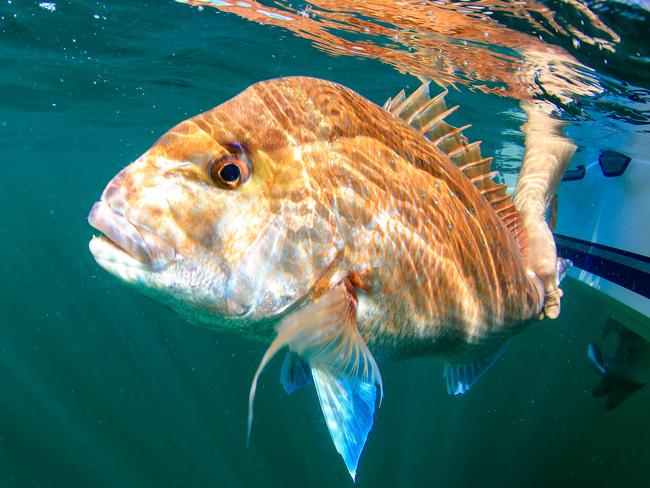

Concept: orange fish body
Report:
left=88, top=77, right=565, bottom=479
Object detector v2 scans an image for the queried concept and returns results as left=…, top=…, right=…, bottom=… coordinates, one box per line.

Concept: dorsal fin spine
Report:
left=407, top=94, right=447, bottom=125
left=388, top=90, right=406, bottom=111
left=392, top=82, right=430, bottom=120
left=459, top=157, right=492, bottom=171
left=428, top=89, right=448, bottom=106
left=480, top=184, right=507, bottom=197
left=448, top=140, right=482, bottom=160
left=420, top=105, right=459, bottom=135
left=460, top=157, right=493, bottom=179
left=471, top=172, right=498, bottom=188
left=383, top=83, right=529, bottom=259
left=490, top=193, right=511, bottom=205
left=433, top=124, right=472, bottom=146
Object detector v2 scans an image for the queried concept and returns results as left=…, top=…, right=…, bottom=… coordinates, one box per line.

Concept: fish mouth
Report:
left=88, top=201, right=176, bottom=273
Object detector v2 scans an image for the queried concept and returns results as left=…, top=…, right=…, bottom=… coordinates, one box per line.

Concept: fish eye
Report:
left=220, top=163, right=240, bottom=182
left=209, top=157, right=250, bottom=188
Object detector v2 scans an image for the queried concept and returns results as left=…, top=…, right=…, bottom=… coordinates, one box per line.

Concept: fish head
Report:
left=88, top=81, right=346, bottom=335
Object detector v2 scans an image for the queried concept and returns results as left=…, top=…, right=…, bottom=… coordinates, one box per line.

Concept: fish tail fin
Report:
left=512, top=101, right=576, bottom=319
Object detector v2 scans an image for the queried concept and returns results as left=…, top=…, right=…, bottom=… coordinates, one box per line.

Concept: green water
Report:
left=1, top=1, right=649, bottom=486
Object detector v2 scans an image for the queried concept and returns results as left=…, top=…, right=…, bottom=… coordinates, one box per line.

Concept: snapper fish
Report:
left=88, top=77, right=572, bottom=479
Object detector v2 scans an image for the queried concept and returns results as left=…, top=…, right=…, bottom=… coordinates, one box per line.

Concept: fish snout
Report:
left=100, top=167, right=130, bottom=213
left=88, top=200, right=176, bottom=271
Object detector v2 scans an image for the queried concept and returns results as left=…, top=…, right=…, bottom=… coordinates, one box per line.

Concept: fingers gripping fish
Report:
left=87, top=77, right=572, bottom=480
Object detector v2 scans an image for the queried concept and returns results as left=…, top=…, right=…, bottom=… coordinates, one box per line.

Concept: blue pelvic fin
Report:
left=280, top=351, right=312, bottom=394
left=587, top=343, right=607, bottom=376
left=312, top=367, right=377, bottom=481
left=444, top=343, right=508, bottom=395
left=247, top=282, right=382, bottom=480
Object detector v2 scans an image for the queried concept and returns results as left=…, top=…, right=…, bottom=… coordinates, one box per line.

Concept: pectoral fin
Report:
left=248, top=280, right=382, bottom=479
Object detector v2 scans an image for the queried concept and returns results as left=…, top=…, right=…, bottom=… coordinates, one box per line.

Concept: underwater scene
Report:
left=1, top=0, right=649, bottom=486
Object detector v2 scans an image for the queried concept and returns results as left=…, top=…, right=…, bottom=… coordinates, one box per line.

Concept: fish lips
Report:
left=88, top=200, right=176, bottom=272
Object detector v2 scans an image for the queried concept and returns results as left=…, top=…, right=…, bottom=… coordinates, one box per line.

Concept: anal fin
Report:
left=444, top=343, right=508, bottom=395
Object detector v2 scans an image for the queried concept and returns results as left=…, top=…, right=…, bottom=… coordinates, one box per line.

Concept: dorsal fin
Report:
left=385, top=84, right=528, bottom=258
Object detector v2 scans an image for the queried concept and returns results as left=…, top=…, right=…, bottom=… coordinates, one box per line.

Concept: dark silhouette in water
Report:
left=588, top=319, right=650, bottom=410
